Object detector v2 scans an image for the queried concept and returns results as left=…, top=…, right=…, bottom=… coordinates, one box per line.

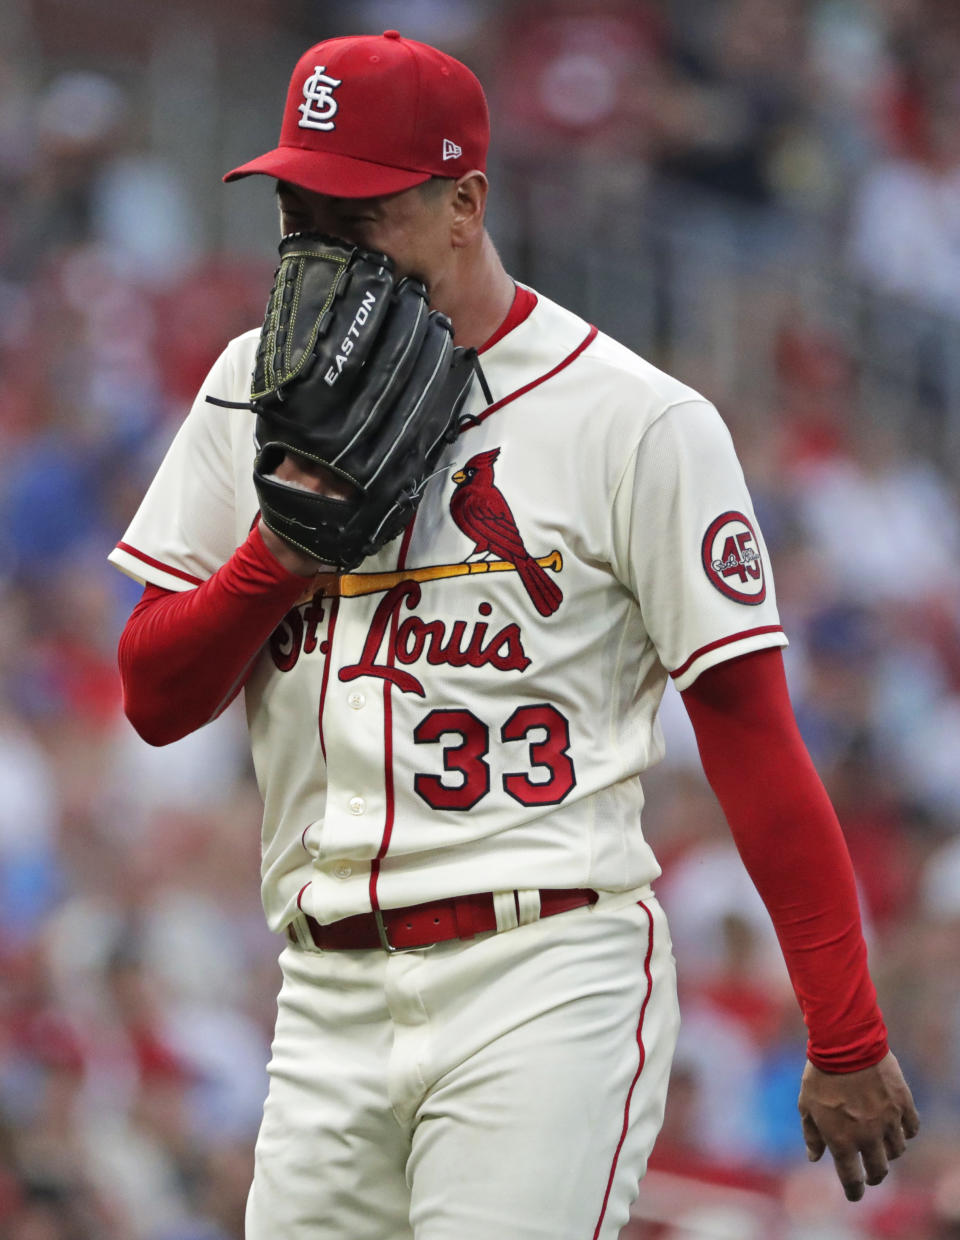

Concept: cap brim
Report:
left=223, top=147, right=432, bottom=198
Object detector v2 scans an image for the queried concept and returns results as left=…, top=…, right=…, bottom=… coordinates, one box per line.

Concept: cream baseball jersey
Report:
left=110, top=290, right=787, bottom=934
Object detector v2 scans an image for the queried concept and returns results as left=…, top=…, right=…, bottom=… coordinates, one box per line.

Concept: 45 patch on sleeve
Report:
left=701, top=511, right=766, bottom=604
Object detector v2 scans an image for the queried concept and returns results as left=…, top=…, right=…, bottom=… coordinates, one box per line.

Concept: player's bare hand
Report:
left=260, top=452, right=357, bottom=576
left=272, top=451, right=358, bottom=501
left=798, top=1051, right=919, bottom=1202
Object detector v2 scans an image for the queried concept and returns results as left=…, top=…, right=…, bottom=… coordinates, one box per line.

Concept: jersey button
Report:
left=348, top=691, right=366, bottom=710
left=333, top=861, right=353, bottom=879
left=348, top=796, right=366, bottom=815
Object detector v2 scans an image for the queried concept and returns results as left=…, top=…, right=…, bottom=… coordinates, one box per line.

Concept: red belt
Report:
left=288, top=888, right=599, bottom=953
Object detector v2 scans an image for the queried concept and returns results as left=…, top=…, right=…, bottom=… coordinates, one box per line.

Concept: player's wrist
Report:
left=257, top=518, right=332, bottom=577
left=806, top=1034, right=890, bottom=1075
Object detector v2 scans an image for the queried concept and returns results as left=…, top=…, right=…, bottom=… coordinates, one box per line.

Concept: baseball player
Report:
left=110, top=31, right=918, bottom=1240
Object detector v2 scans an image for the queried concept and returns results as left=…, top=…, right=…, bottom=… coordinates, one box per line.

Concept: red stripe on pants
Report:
left=591, top=900, right=655, bottom=1239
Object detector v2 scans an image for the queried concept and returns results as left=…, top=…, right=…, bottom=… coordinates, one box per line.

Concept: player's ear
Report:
left=450, top=172, right=487, bottom=247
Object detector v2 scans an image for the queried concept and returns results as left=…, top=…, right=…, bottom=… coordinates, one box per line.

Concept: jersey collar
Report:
left=478, top=283, right=538, bottom=354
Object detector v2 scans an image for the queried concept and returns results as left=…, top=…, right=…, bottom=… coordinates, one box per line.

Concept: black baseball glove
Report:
left=244, top=232, right=478, bottom=571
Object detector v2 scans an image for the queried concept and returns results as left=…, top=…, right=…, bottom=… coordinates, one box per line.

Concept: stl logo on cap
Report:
left=298, top=65, right=343, bottom=131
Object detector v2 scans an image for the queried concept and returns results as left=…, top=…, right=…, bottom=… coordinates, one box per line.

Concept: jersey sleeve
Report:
left=612, top=398, right=787, bottom=690
left=109, top=337, right=254, bottom=592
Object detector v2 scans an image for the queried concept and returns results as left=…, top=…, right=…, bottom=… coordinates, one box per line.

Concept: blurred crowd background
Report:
left=1, top=0, right=960, bottom=1237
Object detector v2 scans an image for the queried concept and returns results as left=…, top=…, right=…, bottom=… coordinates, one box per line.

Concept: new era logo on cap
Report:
left=442, top=138, right=463, bottom=161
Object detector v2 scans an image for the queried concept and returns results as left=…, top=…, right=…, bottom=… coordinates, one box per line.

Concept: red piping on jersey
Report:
left=592, top=900, right=655, bottom=1240
left=671, top=625, right=784, bottom=682
left=317, top=597, right=340, bottom=761
left=459, top=325, right=599, bottom=430
left=368, top=520, right=418, bottom=914
left=366, top=317, right=596, bottom=911
left=478, top=284, right=538, bottom=354
left=116, top=542, right=204, bottom=586
left=296, top=882, right=311, bottom=911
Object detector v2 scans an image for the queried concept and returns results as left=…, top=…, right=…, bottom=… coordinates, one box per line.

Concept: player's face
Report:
left=275, top=180, right=456, bottom=293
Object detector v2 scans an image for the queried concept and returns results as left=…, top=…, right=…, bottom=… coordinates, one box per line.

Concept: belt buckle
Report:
left=373, top=906, right=436, bottom=954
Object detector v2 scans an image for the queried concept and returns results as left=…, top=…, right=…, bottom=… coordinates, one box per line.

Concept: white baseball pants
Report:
left=245, top=888, right=680, bottom=1240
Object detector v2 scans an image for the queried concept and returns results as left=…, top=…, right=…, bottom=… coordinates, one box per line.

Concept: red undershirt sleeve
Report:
left=680, top=646, right=889, bottom=1073
left=118, top=524, right=313, bottom=746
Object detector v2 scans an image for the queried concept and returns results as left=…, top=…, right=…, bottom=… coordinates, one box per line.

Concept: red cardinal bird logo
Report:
left=450, top=448, right=563, bottom=617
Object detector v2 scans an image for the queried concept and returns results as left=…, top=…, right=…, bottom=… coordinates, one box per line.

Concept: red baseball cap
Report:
left=223, top=31, right=489, bottom=199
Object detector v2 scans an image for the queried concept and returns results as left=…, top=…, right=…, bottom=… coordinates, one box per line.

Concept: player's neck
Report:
left=432, top=232, right=516, bottom=351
